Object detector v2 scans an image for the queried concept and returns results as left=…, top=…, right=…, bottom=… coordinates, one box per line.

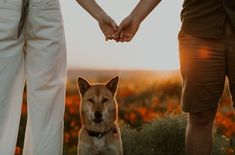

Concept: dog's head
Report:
left=78, top=76, right=119, bottom=131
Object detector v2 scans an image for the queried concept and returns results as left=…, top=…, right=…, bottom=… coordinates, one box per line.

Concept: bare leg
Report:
left=185, top=107, right=217, bottom=155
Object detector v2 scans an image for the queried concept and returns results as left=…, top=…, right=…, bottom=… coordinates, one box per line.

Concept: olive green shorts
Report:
left=178, top=20, right=235, bottom=113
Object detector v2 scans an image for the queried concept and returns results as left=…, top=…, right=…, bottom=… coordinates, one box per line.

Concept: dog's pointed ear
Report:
left=78, top=77, right=91, bottom=96
left=106, top=76, right=119, bottom=95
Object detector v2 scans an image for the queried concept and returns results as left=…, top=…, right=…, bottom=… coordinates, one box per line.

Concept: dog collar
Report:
left=86, top=126, right=116, bottom=139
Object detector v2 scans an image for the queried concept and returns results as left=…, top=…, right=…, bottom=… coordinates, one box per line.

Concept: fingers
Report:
left=104, top=19, right=134, bottom=42
left=105, top=34, right=114, bottom=41
left=105, top=20, right=119, bottom=41
left=114, top=31, right=133, bottom=42
left=114, top=34, right=119, bottom=41
left=120, top=32, right=124, bottom=40
left=123, top=33, right=133, bottom=42
left=110, top=20, right=118, bottom=31
left=113, top=17, right=134, bottom=42
left=119, top=33, right=133, bottom=42
left=113, top=27, right=122, bottom=41
left=105, top=35, right=109, bottom=41
left=106, top=33, right=133, bottom=42
left=125, top=35, right=133, bottom=42
left=105, top=15, right=118, bottom=31
left=101, top=15, right=136, bottom=42
left=113, top=24, right=124, bottom=42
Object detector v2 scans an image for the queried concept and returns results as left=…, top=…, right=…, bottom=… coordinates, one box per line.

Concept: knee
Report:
left=188, top=108, right=217, bottom=127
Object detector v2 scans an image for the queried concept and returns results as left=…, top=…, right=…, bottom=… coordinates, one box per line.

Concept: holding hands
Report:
left=76, top=0, right=161, bottom=42
left=97, top=15, right=118, bottom=41
left=98, top=14, right=140, bottom=42
left=114, top=15, right=140, bottom=42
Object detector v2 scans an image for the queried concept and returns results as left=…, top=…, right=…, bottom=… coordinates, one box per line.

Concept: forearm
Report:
left=75, top=0, right=108, bottom=21
left=130, top=0, right=161, bottom=22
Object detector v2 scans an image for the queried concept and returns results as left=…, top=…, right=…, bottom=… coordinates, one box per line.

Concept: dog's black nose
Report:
left=94, top=111, right=102, bottom=119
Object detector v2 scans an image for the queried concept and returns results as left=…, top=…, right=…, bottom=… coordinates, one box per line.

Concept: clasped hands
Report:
left=98, top=14, right=141, bottom=42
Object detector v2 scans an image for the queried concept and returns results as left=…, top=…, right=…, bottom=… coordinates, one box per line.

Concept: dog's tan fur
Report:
left=77, top=77, right=123, bottom=155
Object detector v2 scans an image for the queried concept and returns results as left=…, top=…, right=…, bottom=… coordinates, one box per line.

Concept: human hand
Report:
left=98, top=15, right=118, bottom=41
left=114, top=15, right=141, bottom=42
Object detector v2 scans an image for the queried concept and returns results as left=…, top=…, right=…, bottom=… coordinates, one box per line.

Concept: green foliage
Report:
left=121, top=115, right=229, bottom=155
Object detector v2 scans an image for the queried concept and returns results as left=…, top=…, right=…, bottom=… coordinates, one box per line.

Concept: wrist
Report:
left=128, top=13, right=142, bottom=26
left=129, top=12, right=143, bottom=24
left=95, top=11, right=108, bottom=23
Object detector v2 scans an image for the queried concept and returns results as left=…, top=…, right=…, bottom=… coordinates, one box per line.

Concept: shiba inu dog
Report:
left=77, top=76, right=123, bottom=155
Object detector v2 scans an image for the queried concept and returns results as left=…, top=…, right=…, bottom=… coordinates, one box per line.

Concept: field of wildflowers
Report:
left=15, top=70, right=235, bottom=155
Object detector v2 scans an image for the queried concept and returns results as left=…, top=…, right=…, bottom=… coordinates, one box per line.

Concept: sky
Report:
left=59, top=0, right=183, bottom=71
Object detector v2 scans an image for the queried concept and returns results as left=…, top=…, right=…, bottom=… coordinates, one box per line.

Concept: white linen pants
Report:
left=0, top=0, right=67, bottom=154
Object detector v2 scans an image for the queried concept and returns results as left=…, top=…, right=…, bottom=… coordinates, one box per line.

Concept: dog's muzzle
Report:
left=93, top=111, right=103, bottom=123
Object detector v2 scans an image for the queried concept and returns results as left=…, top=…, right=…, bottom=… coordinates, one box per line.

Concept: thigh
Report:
left=0, top=0, right=22, bottom=41
left=0, top=0, right=24, bottom=58
left=0, top=0, right=24, bottom=100
left=25, top=0, right=66, bottom=88
left=178, top=31, right=226, bottom=113
left=24, top=0, right=66, bottom=123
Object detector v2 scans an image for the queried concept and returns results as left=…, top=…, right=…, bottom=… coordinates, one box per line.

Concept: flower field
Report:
left=15, top=70, right=235, bottom=155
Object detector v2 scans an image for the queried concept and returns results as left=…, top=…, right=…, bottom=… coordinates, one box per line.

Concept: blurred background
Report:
left=15, top=0, right=235, bottom=155
left=62, top=0, right=181, bottom=71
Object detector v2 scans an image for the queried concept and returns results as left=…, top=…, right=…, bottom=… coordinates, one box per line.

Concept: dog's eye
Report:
left=88, top=98, right=95, bottom=104
left=102, top=98, right=108, bottom=104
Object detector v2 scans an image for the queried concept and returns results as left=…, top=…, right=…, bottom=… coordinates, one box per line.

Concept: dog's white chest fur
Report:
left=93, top=137, right=105, bottom=148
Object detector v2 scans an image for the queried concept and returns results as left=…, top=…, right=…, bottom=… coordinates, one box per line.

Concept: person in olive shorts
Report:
left=113, top=0, right=235, bottom=155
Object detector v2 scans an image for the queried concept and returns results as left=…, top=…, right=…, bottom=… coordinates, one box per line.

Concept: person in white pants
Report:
left=0, top=0, right=118, bottom=154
